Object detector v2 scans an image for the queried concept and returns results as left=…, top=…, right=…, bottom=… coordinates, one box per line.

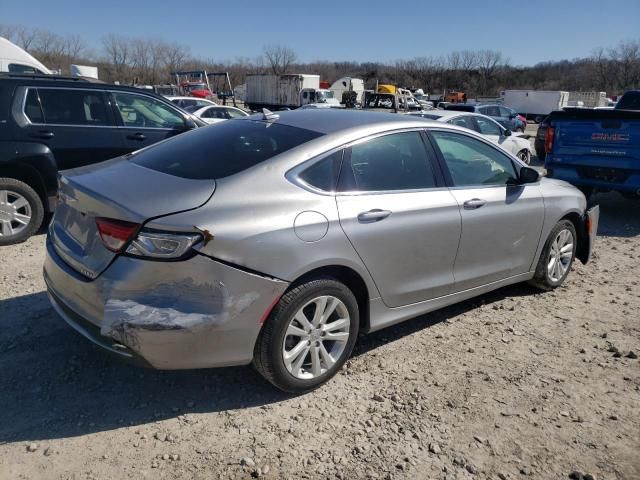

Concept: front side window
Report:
left=499, top=107, right=513, bottom=118
left=431, top=131, right=518, bottom=187
left=339, top=131, right=437, bottom=192
left=35, top=89, right=110, bottom=126
left=113, top=92, right=185, bottom=129
left=131, top=120, right=322, bottom=180
left=475, top=116, right=503, bottom=136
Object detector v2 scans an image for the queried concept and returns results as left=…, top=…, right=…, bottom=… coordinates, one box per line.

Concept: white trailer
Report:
left=70, top=64, right=99, bottom=79
left=568, top=91, right=607, bottom=108
left=0, top=37, right=51, bottom=74
left=245, top=74, right=321, bottom=111
left=330, top=77, right=365, bottom=105
left=500, top=90, right=570, bottom=120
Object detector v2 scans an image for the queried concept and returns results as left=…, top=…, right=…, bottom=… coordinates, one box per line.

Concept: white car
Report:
left=166, top=96, right=217, bottom=110
left=408, top=110, right=533, bottom=163
left=192, top=105, right=249, bottom=124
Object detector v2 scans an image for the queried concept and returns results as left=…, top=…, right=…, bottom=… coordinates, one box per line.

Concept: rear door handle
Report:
left=30, top=130, right=54, bottom=139
left=463, top=198, right=487, bottom=209
left=357, top=209, right=392, bottom=223
left=127, top=133, right=146, bottom=141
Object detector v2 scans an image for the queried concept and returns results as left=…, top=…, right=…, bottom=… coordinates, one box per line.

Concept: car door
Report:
left=19, top=86, right=123, bottom=170
left=428, top=129, right=544, bottom=291
left=335, top=130, right=461, bottom=307
left=110, top=91, right=194, bottom=153
left=499, top=106, right=517, bottom=130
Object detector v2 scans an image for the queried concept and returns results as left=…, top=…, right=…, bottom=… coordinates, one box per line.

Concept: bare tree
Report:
left=609, top=40, right=640, bottom=90
left=102, top=34, right=131, bottom=83
left=476, top=49, right=506, bottom=95
left=263, top=45, right=297, bottom=75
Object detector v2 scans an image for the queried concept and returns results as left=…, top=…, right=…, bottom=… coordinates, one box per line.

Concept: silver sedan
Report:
left=44, top=109, right=599, bottom=392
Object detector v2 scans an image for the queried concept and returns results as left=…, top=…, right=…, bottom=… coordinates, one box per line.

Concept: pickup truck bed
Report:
left=544, top=107, right=640, bottom=197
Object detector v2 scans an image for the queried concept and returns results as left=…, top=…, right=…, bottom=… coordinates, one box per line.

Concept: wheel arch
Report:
left=0, top=163, right=48, bottom=212
left=561, top=211, right=589, bottom=264
left=288, top=265, right=372, bottom=333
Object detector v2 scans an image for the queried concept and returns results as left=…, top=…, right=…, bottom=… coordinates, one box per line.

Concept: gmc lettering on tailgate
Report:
left=591, top=133, right=630, bottom=142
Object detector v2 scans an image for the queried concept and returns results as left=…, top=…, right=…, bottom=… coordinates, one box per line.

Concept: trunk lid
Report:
left=51, top=158, right=215, bottom=279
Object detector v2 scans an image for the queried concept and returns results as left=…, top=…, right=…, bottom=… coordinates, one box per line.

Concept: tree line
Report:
left=1, top=24, right=639, bottom=97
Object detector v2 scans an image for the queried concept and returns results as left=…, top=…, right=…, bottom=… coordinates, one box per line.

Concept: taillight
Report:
left=545, top=126, right=555, bottom=154
left=96, top=218, right=140, bottom=252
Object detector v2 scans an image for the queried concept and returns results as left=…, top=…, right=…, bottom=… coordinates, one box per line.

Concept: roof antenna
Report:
left=262, top=108, right=280, bottom=121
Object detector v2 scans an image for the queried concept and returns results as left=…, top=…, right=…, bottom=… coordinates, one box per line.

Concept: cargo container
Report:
left=500, top=90, right=570, bottom=121
left=245, top=74, right=321, bottom=111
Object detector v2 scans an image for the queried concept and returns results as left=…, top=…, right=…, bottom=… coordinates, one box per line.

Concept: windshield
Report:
left=315, top=90, right=335, bottom=103
left=131, top=120, right=323, bottom=180
left=186, top=83, right=208, bottom=92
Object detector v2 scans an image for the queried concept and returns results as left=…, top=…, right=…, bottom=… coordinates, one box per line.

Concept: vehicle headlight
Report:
left=126, top=230, right=202, bottom=259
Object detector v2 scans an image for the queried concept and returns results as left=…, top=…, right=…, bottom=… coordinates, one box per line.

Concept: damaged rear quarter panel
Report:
left=100, top=254, right=287, bottom=369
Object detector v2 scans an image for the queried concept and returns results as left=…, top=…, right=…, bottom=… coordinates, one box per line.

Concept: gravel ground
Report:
left=1, top=189, right=639, bottom=480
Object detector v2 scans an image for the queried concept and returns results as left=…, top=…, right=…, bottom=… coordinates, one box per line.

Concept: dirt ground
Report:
left=1, top=185, right=639, bottom=479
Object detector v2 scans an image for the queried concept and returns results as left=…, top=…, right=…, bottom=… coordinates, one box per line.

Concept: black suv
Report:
left=0, top=74, right=203, bottom=245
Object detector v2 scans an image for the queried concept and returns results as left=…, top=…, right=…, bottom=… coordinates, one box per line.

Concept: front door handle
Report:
left=30, top=130, right=54, bottom=139
left=127, top=133, right=147, bottom=141
left=357, top=209, right=392, bottom=223
left=463, top=198, right=487, bottom=210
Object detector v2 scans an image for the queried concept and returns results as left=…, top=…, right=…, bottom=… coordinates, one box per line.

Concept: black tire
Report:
left=253, top=278, right=359, bottom=393
left=529, top=219, right=577, bottom=291
left=517, top=149, right=531, bottom=164
left=0, top=177, right=44, bottom=246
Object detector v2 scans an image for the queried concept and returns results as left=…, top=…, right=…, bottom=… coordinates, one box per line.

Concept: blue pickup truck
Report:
left=544, top=91, right=640, bottom=199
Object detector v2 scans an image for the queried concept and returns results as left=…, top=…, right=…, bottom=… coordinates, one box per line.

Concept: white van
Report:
left=0, top=37, right=51, bottom=74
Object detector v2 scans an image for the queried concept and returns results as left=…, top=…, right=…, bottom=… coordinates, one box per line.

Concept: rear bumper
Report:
left=545, top=158, right=640, bottom=193
left=44, top=236, right=288, bottom=369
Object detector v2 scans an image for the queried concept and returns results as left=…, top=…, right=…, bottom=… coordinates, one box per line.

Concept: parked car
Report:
left=409, top=110, right=533, bottom=163
left=191, top=105, right=249, bottom=124
left=44, top=109, right=598, bottom=393
left=0, top=73, right=205, bottom=245
left=445, top=104, right=526, bottom=132
left=544, top=90, right=640, bottom=198
left=166, top=96, right=217, bottom=110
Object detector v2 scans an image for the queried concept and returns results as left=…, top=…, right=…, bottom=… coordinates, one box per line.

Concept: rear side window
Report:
left=36, top=89, right=110, bottom=126
left=339, top=131, right=437, bottom=192
left=131, top=120, right=323, bottom=180
left=24, top=89, right=44, bottom=123
left=448, top=115, right=475, bottom=130
left=298, top=150, right=343, bottom=191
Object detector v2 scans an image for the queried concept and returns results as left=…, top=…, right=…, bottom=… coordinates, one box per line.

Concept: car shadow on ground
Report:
left=0, top=282, right=540, bottom=444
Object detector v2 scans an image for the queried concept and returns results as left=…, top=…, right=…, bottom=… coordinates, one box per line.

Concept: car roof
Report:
left=259, top=109, right=439, bottom=135
left=0, top=74, right=166, bottom=94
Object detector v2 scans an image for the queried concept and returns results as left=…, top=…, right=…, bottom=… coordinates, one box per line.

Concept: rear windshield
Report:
left=616, top=91, right=640, bottom=111
left=130, top=120, right=323, bottom=179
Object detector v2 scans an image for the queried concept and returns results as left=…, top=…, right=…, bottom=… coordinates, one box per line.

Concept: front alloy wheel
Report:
left=547, top=228, right=574, bottom=282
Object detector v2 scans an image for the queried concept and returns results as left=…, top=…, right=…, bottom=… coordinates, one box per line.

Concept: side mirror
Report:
left=519, top=166, right=540, bottom=184
left=184, top=117, right=197, bottom=129
left=503, top=129, right=512, bottom=137
left=509, top=113, right=516, bottom=119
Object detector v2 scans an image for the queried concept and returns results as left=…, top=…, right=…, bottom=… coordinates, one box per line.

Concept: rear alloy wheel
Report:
left=0, top=178, right=44, bottom=246
left=517, top=149, right=531, bottom=164
left=529, top=220, right=576, bottom=290
left=254, top=278, right=359, bottom=393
